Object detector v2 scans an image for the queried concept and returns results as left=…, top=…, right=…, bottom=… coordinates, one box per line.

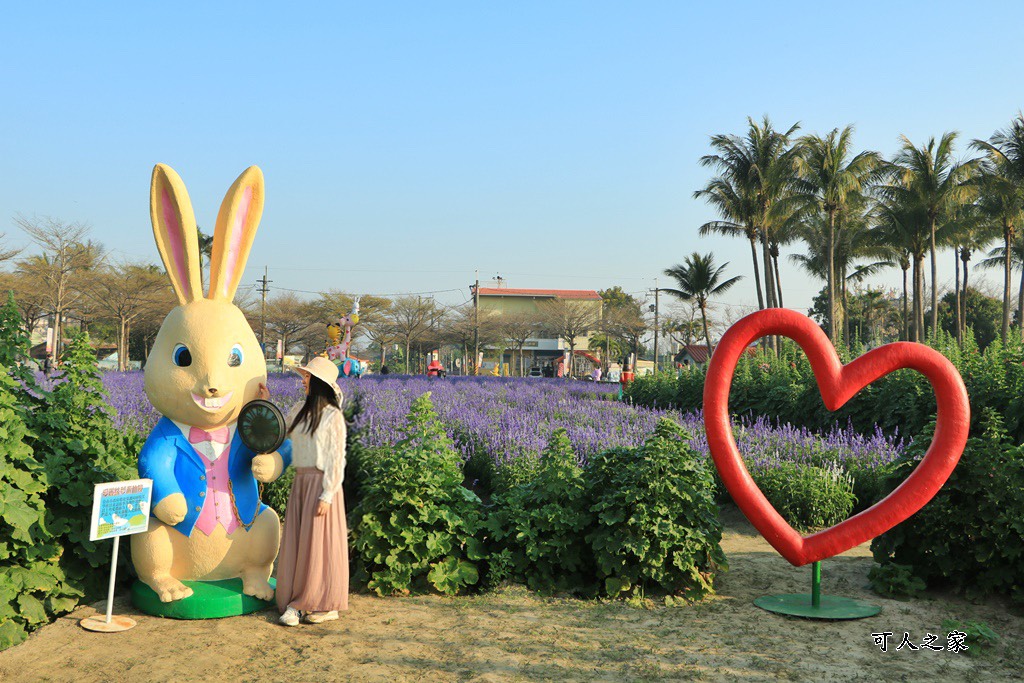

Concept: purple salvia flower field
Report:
left=100, top=372, right=906, bottom=475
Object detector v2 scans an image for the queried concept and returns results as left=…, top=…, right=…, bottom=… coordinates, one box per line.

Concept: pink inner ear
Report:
left=161, top=186, right=192, bottom=301
left=222, top=185, right=252, bottom=298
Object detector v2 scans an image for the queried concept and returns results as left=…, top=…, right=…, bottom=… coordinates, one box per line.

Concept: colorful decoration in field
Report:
left=703, top=308, right=970, bottom=567
left=132, top=164, right=293, bottom=614
left=325, top=299, right=362, bottom=377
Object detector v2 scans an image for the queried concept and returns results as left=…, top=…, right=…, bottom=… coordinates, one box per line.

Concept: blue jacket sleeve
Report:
left=138, top=434, right=183, bottom=508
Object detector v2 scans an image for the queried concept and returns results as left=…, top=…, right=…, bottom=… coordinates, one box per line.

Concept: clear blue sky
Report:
left=2, top=1, right=1022, bottom=318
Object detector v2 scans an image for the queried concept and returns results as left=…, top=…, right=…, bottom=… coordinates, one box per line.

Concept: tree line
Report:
left=690, top=114, right=1024, bottom=349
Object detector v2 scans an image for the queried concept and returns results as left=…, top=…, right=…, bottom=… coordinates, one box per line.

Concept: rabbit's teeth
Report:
left=191, top=392, right=234, bottom=411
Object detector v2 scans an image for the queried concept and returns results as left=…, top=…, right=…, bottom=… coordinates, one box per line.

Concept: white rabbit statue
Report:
left=131, top=164, right=292, bottom=604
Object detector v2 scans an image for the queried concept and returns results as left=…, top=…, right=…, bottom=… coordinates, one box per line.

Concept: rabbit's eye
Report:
left=228, top=344, right=244, bottom=368
left=173, top=344, right=192, bottom=367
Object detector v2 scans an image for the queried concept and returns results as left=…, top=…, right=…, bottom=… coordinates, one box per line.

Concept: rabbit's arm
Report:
left=318, top=410, right=347, bottom=504
left=251, top=439, right=292, bottom=483
left=139, top=437, right=188, bottom=525
left=139, top=437, right=184, bottom=504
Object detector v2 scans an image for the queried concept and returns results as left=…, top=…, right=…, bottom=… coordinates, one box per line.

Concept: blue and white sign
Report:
left=89, top=479, right=153, bottom=542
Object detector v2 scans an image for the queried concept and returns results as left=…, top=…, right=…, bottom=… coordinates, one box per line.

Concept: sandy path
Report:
left=2, top=508, right=1022, bottom=682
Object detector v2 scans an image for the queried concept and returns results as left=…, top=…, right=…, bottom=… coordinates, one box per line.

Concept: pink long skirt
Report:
left=275, top=468, right=349, bottom=613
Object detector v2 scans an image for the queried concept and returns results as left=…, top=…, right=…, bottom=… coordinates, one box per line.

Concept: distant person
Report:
left=42, top=355, right=52, bottom=374
left=592, top=367, right=602, bottom=382
left=380, top=364, right=390, bottom=375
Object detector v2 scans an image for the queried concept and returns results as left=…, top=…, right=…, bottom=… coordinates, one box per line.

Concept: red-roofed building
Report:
left=474, top=283, right=604, bottom=376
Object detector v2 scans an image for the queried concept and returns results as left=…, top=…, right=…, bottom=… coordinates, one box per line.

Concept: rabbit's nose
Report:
left=207, top=387, right=219, bottom=396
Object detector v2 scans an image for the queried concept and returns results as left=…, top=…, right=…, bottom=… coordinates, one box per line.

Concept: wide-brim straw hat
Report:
left=291, top=356, right=343, bottom=399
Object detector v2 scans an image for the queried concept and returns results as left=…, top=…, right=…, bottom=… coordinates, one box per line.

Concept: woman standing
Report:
left=276, top=356, right=349, bottom=626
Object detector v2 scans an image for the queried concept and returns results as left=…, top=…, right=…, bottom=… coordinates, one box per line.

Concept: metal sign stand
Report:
left=80, top=536, right=137, bottom=632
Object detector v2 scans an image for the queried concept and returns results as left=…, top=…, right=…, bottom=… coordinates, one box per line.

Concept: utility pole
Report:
left=258, top=267, right=272, bottom=354
left=472, top=270, right=479, bottom=376
left=648, top=280, right=661, bottom=375
left=653, top=279, right=660, bottom=374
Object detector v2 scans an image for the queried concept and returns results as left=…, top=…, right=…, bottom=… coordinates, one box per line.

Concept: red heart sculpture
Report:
left=703, top=308, right=970, bottom=566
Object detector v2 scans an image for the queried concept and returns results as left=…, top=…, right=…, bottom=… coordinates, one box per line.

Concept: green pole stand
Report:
left=131, top=578, right=276, bottom=619
left=753, top=561, right=880, bottom=620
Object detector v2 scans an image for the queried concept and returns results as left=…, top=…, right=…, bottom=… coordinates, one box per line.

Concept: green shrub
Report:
left=868, top=562, right=926, bottom=600
left=0, top=365, right=65, bottom=650
left=940, top=619, right=1000, bottom=655
left=750, top=462, right=856, bottom=532
left=486, top=429, right=594, bottom=594
left=585, top=419, right=726, bottom=599
left=871, top=410, right=1024, bottom=603
left=350, top=393, right=486, bottom=596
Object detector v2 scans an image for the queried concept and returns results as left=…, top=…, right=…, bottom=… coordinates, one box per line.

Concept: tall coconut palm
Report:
left=695, top=178, right=763, bottom=309
left=663, top=253, right=743, bottom=354
left=790, top=194, right=889, bottom=342
left=870, top=197, right=930, bottom=341
left=978, top=234, right=1024, bottom=337
left=884, top=133, right=979, bottom=339
left=942, top=204, right=996, bottom=344
left=793, top=126, right=882, bottom=342
left=696, top=116, right=801, bottom=311
left=971, top=116, right=1024, bottom=341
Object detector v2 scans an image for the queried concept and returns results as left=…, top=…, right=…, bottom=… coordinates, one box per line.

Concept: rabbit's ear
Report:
left=208, top=166, right=264, bottom=301
left=150, top=164, right=202, bottom=305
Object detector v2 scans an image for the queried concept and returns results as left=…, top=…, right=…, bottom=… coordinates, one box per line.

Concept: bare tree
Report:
left=86, top=262, right=169, bottom=370
left=441, top=304, right=500, bottom=374
left=14, top=216, right=105, bottom=358
left=264, top=292, right=315, bottom=358
left=388, top=295, right=437, bottom=373
left=498, top=310, right=540, bottom=376
left=1, top=270, right=49, bottom=340
left=607, top=305, right=649, bottom=368
left=0, top=233, right=22, bottom=264
left=539, top=299, right=599, bottom=378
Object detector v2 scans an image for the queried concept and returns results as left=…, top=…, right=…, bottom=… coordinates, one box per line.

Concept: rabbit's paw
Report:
left=241, top=571, right=275, bottom=601
left=153, top=493, right=188, bottom=526
left=150, top=575, right=194, bottom=603
left=252, top=452, right=284, bottom=483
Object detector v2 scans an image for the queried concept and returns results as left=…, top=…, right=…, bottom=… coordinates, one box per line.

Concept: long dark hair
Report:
left=288, top=374, right=341, bottom=436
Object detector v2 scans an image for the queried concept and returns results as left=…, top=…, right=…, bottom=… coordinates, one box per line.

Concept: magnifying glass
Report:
left=237, top=400, right=286, bottom=454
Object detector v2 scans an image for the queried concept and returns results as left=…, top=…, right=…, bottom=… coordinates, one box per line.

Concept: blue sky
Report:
left=2, top=2, right=1022, bottom=318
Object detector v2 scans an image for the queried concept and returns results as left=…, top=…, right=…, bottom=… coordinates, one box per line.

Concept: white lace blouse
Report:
left=286, top=403, right=347, bottom=503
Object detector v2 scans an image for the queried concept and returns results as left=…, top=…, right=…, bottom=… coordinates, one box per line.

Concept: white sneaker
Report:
left=304, top=610, right=339, bottom=624
left=279, top=606, right=300, bottom=626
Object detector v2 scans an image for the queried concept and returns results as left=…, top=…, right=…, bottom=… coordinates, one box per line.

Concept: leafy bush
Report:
left=750, top=461, right=856, bottom=532
left=350, top=393, right=486, bottom=596
left=486, top=429, right=594, bottom=594
left=585, top=419, right=726, bottom=599
left=0, top=365, right=65, bottom=650
left=871, top=411, right=1024, bottom=603
left=940, top=619, right=1000, bottom=655
left=868, top=562, right=926, bottom=600
left=626, top=331, right=1024, bottom=445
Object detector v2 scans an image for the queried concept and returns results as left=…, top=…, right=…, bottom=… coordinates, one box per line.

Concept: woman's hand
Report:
left=257, top=382, right=270, bottom=400
left=316, top=501, right=330, bottom=517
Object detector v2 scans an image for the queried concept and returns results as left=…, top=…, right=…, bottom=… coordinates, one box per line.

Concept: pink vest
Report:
left=193, top=447, right=239, bottom=536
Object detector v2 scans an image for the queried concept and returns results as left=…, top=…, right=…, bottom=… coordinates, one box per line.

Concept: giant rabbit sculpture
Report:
left=132, top=164, right=292, bottom=603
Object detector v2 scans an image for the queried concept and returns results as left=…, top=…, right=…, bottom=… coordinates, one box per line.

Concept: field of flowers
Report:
left=101, top=372, right=906, bottom=502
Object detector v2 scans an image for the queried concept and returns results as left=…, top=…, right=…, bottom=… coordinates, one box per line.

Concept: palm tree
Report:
left=942, top=204, right=996, bottom=344
left=791, top=194, right=889, bottom=342
left=978, top=233, right=1024, bottom=337
left=696, top=116, right=801, bottom=311
left=695, top=178, right=763, bottom=309
left=884, top=133, right=979, bottom=338
left=972, top=116, right=1024, bottom=341
left=663, top=253, right=743, bottom=354
left=793, top=126, right=882, bottom=341
left=871, top=197, right=930, bottom=341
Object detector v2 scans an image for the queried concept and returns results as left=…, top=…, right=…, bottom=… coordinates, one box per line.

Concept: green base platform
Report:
left=754, top=593, right=880, bottom=620
left=131, top=578, right=276, bottom=619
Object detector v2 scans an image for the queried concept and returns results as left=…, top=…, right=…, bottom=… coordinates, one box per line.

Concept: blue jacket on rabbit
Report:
left=139, top=416, right=293, bottom=537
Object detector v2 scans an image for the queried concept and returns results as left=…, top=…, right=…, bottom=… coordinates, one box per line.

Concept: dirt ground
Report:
left=3, top=507, right=1022, bottom=682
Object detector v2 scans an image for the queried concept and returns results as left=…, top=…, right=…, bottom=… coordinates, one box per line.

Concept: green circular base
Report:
left=754, top=593, right=880, bottom=620
left=131, top=578, right=276, bottom=619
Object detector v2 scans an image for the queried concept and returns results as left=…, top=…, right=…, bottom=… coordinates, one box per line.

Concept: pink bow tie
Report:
left=189, top=426, right=230, bottom=445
